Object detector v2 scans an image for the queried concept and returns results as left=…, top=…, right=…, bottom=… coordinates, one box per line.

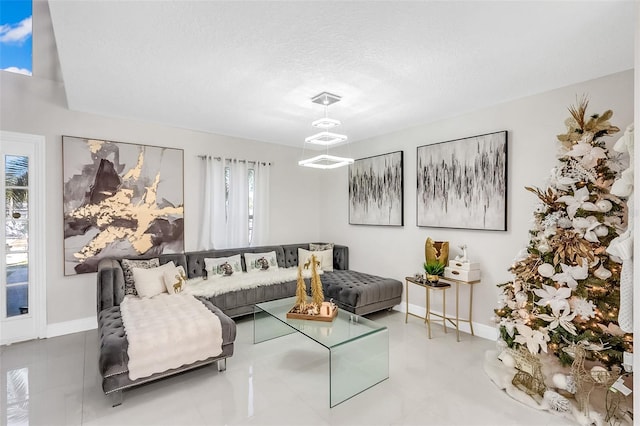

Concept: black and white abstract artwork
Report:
left=349, top=151, right=403, bottom=226
left=417, top=131, right=507, bottom=230
left=62, top=136, right=184, bottom=275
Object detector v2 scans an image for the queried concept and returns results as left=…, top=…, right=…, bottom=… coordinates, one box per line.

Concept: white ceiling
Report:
left=48, top=1, right=635, bottom=148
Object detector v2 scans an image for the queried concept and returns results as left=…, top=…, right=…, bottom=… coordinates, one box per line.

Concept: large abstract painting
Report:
left=349, top=151, right=403, bottom=226
left=417, top=131, right=507, bottom=230
left=62, top=136, right=184, bottom=275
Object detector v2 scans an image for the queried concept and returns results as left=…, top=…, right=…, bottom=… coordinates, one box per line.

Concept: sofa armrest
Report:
left=333, top=245, right=349, bottom=270
left=97, top=258, right=125, bottom=313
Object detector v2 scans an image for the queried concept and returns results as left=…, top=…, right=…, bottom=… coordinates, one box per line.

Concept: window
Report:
left=224, top=165, right=255, bottom=243
left=0, top=0, right=32, bottom=76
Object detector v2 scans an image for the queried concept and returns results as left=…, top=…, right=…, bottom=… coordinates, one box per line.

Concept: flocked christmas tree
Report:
left=494, top=99, right=633, bottom=370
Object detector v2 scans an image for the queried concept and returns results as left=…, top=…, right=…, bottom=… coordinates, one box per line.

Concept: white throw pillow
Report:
left=204, top=255, right=242, bottom=278
left=132, top=261, right=176, bottom=298
left=244, top=251, right=279, bottom=272
left=163, top=265, right=187, bottom=294
left=298, top=248, right=333, bottom=271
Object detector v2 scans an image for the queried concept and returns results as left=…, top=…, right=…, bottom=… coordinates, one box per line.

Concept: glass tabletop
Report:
left=254, top=296, right=387, bottom=349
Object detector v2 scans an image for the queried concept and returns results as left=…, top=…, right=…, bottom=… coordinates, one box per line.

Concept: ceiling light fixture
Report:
left=298, top=154, right=354, bottom=169
left=299, top=92, right=353, bottom=169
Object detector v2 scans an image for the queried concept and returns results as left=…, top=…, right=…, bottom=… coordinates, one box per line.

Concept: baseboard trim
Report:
left=46, top=316, right=97, bottom=338
left=394, top=302, right=497, bottom=341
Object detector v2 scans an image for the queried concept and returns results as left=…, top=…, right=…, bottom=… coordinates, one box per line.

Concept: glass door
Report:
left=1, top=132, right=45, bottom=344
left=5, top=154, right=30, bottom=319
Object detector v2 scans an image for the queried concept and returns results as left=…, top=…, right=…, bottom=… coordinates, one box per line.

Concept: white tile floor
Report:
left=1, top=310, right=574, bottom=426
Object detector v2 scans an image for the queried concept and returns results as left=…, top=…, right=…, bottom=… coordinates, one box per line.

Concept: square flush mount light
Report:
left=311, top=92, right=341, bottom=106
left=305, top=131, right=348, bottom=146
left=298, top=154, right=354, bottom=169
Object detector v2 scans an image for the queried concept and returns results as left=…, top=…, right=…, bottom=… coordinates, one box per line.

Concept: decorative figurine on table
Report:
left=454, top=244, right=469, bottom=263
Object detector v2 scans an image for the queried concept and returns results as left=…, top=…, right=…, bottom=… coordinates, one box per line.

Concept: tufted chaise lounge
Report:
left=97, top=258, right=236, bottom=406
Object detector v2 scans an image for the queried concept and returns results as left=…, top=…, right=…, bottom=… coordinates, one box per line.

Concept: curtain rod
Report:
left=198, top=155, right=272, bottom=166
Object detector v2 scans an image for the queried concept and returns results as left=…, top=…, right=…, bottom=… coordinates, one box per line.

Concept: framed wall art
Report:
left=62, top=136, right=184, bottom=275
left=416, top=131, right=507, bottom=231
left=349, top=150, right=403, bottom=226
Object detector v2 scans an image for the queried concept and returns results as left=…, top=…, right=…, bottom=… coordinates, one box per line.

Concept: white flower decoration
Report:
left=533, top=284, right=571, bottom=308
left=556, top=186, right=599, bottom=219
left=569, top=297, right=596, bottom=319
left=572, top=216, right=602, bottom=243
left=515, top=324, right=550, bottom=354
left=549, top=166, right=579, bottom=191
left=537, top=304, right=577, bottom=335
left=564, top=141, right=607, bottom=168
left=552, top=262, right=588, bottom=289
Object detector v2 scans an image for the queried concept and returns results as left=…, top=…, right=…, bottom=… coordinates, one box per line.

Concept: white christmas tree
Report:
left=494, top=99, right=633, bottom=370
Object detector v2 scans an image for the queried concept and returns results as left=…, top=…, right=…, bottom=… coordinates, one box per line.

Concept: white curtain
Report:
left=199, top=156, right=226, bottom=249
left=251, top=162, right=270, bottom=246
left=226, top=159, right=249, bottom=248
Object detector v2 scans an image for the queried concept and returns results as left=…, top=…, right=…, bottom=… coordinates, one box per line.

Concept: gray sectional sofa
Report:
left=96, top=243, right=402, bottom=404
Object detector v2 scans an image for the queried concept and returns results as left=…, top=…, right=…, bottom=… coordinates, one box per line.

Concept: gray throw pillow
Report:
left=121, top=258, right=160, bottom=296
left=310, top=243, right=334, bottom=251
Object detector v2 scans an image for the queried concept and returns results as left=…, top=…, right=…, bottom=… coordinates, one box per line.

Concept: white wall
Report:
left=321, top=70, right=634, bottom=332
left=0, top=1, right=634, bottom=337
left=1, top=71, right=325, bottom=326
left=0, top=4, right=324, bottom=328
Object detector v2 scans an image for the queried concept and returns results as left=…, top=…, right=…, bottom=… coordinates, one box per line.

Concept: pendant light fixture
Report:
left=298, top=92, right=354, bottom=169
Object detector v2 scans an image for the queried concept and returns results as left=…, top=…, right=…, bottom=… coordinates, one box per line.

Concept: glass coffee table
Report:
left=254, top=297, right=389, bottom=407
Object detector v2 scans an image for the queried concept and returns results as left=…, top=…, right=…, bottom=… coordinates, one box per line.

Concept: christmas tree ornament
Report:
left=543, top=390, right=571, bottom=412
left=593, top=264, right=612, bottom=280
left=537, top=263, right=555, bottom=278
left=537, top=240, right=551, bottom=253
left=594, top=225, right=608, bottom=237
left=596, top=199, right=613, bottom=212
left=558, top=217, right=573, bottom=228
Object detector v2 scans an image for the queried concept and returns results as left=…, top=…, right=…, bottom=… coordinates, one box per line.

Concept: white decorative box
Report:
left=448, top=260, right=480, bottom=271
left=444, top=267, right=481, bottom=282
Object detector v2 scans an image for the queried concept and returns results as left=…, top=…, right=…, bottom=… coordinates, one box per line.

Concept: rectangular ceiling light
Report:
left=304, top=132, right=348, bottom=146
left=298, top=154, right=354, bottom=169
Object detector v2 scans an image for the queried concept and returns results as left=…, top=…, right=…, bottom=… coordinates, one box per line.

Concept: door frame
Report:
left=1, top=131, right=47, bottom=345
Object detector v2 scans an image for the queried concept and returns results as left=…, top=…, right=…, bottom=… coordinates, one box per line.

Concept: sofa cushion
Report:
left=122, top=258, right=160, bottom=296
left=205, top=255, right=242, bottom=277
left=132, top=261, right=177, bottom=298
left=310, top=242, right=334, bottom=251
left=163, top=265, right=187, bottom=294
left=244, top=251, right=279, bottom=272
left=298, top=248, right=333, bottom=271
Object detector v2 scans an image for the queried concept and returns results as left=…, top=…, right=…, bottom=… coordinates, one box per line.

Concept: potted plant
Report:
left=423, top=261, right=445, bottom=284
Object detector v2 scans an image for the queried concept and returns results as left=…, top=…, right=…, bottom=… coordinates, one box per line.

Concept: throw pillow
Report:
left=298, top=248, right=333, bottom=272
left=244, top=251, right=279, bottom=272
left=204, top=255, right=242, bottom=278
left=163, top=265, right=187, bottom=294
left=310, top=242, right=334, bottom=251
left=132, top=261, right=176, bottom=298
left=121, top=258, right=160, bottom=296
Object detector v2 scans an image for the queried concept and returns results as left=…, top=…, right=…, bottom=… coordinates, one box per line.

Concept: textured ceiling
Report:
left=48, top=1, right=635, bottom=148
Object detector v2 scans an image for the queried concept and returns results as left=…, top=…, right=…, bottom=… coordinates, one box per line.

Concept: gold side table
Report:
left=439, top=276, right=481, bottom=342
left=405, top=275, right=481, bottom=341
left=404, top=276, right=451, bottom=339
